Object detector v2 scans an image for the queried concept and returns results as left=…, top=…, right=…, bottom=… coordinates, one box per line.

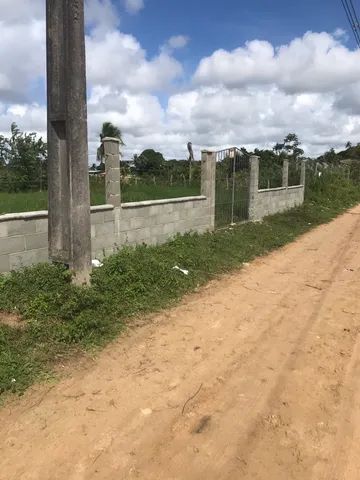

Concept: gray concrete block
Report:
left=149, top=205, right=162, bottom=216
left=92, top=235, right=116, bottom=252
left=104, top=210, right=115, bottom=222
left=126, top=228, right=151, bottom=244
left=159, top=203, right=174, bottom=214
left=9, top=248, right=48, bottom=270
left=107, top=194, right=121, bottom=208
left=0, top=236, right=25, bottom=255
left=0, top=254, right=10, bottom=273
left=25, top=232, right=48, bottom=250
left=0, top=223, right=7, bottom=238
left=35, top=219, right=48, bottom=233
left=91, top=212, right=105, bottom=225
left=106, top=180, right=120, bottom=196
left=120, top=219, right=131, bottom=233
left=103, top=139, right=120, bottom=156
left=106, top=167, right=120, bottom=183
left=163, top=223, right=177, bottom=235
left=155, top=233, right=172, bottom=245
left=7, top=220, right=36, bottom=236
left=122, top=206, right=151, bottom=219
left=94, top=222, right=115, bottom=237
left=150, top=225, right=166, bottom=237
left=153, top=212, right=178, bottom=226
left=183, top=201, right=194, bottom=210
left=130, top=216, right=149, bottom=230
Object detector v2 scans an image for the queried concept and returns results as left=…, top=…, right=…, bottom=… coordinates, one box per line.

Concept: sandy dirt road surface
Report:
left=1, top=207, right=360, bottom=479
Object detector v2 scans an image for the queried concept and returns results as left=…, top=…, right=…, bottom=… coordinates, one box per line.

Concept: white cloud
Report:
left=1, top=2, right=360, bottom=160
left=167, top=35, right=189, bottom=49
left=0, top=102, right=46, bottom=137
left=0, top=8, right=45, bottom=102
left=86, top=0, right=120, bottom=34
left=86, top=30, right=183, bottom=93
left=0, top=0, right=44, bottom=23
left=124, top=0, right=144, bottom=14
left=194, top=31, right=360, bottom=94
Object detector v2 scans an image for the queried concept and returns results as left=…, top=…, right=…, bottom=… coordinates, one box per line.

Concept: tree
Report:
left=273, top=143, right=284, bottom=156
left=0, top=123, right=47, bottom=192
left=346, top=141, right=352, bottom=149
left=323, top=148, right=338, bottom=165
left=283, top=133, right=304, bottom=161
left=97, top=122, right=124, bottom=164
left=134, top=149, right=165, bottom=176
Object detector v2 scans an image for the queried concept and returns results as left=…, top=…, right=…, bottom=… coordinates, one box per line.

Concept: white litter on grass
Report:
left=92, top=259, right=103, bottom=268
left=173, top=266, right=189, bottom=276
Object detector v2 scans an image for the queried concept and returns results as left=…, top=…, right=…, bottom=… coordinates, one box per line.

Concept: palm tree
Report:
left=97, top=122, right=124, bottom=165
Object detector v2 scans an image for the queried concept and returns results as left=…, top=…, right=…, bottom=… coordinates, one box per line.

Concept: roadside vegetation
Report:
left=1, top=168, right=359, bottom=398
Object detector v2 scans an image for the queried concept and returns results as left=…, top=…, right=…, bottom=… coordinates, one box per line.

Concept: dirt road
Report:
left=2, top=207, right=360, bottom=480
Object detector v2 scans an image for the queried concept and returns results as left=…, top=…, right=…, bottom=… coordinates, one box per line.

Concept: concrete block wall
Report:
left=0, top=206, right=117, bottom=273
left=0, top=211, right=49, bottom=273
left=249, top=155, right=305, bottom=221
left=0, top=195, right=213, bottom=273
left=0, top=145, right=216, bottom=272
left=254, top=186, right=304, bottom=219
left=120, top=196, right=210, bottom=247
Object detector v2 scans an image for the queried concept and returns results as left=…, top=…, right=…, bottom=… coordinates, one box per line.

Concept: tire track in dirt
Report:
left=1, top=207, right=360, bottom=480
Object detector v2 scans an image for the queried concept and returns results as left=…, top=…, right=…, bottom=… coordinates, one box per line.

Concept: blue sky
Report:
left=125, top=0, right=355, bottom=61
left=2, top=0, right=360, bottom=158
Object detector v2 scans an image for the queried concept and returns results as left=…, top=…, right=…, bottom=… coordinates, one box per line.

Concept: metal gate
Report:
left=215, top=148, right=250, bottom=227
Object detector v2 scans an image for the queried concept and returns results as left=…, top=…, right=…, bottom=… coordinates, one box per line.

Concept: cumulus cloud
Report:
left=194, top=31, right=360, bottom=94
left=86, top=0, right=120, bottom=34
left=167, top=35, right=189, bottom=49
left=0, top=0, right=45, bottom=103
left=124, top=0, right=144, bottom=14
left=86, top=31, right=183, bottom=93
left=2, top=1, right=360, bottom=159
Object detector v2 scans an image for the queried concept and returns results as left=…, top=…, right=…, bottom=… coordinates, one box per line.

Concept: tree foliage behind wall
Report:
left=0, top=123, right=47, bottom=192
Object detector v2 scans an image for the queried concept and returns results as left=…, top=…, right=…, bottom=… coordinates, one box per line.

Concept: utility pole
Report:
left=46, top=0, right=92, bottom=284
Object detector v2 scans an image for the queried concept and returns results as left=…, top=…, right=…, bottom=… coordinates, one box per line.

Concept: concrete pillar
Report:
left=46, top=0, right=91, bottom=284
left=300, top=160, right=306, bottom=186
left=248, top=155, right=260, bottom=221
left=103, top=138, right=121, bottom=207
left=282, top=159, right=289, bottom=188
left=201, top=150, right=216, bottom=230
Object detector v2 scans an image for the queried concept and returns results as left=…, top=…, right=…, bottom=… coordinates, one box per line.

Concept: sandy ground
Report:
left=1, top=207, right=360, bottom=480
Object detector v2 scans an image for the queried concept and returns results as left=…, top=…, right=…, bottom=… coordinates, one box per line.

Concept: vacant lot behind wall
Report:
left=0, top=147, right=216, bottom=273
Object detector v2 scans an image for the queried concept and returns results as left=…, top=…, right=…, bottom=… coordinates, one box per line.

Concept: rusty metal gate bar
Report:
left=215, top=148, right=250, bottom=227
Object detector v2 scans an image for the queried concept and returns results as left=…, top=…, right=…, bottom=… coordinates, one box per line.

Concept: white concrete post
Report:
left=300, top=160, right=306, bottom=187
left=103, top=137, right=121, bottom=207
left=201, top=150, right=216, bottom=230
left=282, top=159, right=289, bottom=188
left=248, top=155, right=260, bottom=221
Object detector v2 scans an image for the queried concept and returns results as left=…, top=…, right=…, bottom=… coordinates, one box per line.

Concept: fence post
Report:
left=300, top=160, right=306, bottom=187
left=248, top=155, right=260, bottom=221
left=201, top=150, right=216, bottom=230
left=282, top=159, right=289, bottom=188
left=103, top=137, right=121, bottom=207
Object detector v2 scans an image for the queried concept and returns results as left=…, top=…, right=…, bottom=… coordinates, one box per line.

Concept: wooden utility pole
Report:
left=46, top=0, right=92, bottom=283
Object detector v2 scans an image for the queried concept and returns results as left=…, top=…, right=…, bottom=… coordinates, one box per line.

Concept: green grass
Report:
left=0, top=171, right=359, bottom=399
left=0, top=180, right=200, bottom=215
